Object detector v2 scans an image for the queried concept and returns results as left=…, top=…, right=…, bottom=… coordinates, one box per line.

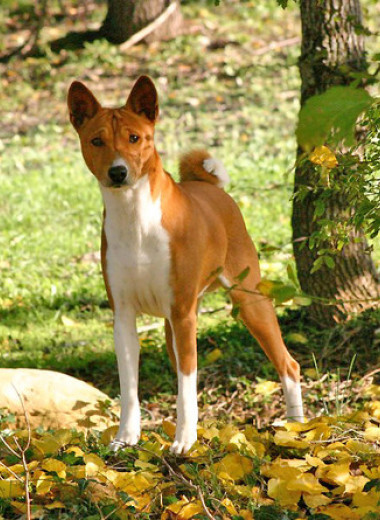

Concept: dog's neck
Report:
left=100, top=149, right=175, bottom=240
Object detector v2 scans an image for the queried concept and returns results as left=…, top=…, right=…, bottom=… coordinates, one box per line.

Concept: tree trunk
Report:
left=100, top=0, right=182, bottom=45
left=292, top=0, right=379, bottom=325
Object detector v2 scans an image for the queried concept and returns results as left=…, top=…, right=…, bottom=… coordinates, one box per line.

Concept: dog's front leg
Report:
left=110, top=311, right=141, bottom=450
left=169, top=314, right=198, bottom=454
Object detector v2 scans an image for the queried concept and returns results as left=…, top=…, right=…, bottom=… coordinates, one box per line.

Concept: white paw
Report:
left=170, top=432, right=197, bottom=455
left=203, top=157, right=230, bottom=188
left=109, top=431, right=140, bottom=452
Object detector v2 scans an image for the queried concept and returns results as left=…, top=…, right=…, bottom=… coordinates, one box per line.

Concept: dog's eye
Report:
left=91, top=137, right=105, bottom=147
left=129, top=134, right=139, bottom=144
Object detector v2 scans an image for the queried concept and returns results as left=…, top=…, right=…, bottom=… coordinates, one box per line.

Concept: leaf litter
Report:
left=0, top=378, right=379, bottom=519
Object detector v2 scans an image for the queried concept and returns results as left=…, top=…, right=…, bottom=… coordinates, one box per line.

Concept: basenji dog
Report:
left=68, top=76, right=304, bottom=454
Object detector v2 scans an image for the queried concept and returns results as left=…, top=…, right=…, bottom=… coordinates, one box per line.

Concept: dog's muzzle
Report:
left=108, top=165, right=128, bottom=186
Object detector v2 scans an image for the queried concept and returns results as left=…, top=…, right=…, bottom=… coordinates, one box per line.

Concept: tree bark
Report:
left=100, top=0, right=182, bottom=45
left=292, top=0, right=379, bottom=325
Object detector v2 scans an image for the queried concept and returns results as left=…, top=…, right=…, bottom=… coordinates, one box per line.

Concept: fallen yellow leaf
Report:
left=84, top=453, right=105, bottom=478
left=221, top=497, right=238, bottom=515
left=254, top=380, right=280, bottom=395
left=343, top=475, right=369, bottom=494
left=352, top=487, right=380, bottom=508
left=303, top=493, right=331, bottom=508
left=61, top=315, right=79, bottom=327
left=204, top=348, right=223, bottom=364
left=161, top=497, right=204, bottom=519
left=316, top=503, right=361, bottom=520
left=213, top=452, right=253, bottom=481
left=267, top=478, right=301, bottom=507
left=360, top=464, right=380, bottom=479
left=100, top=425, right=119, bottom=446
left=162, top=419, right=176, bottom=440
left=287, top=473, right=329, bottom=494
left=273, top=430, right=309, bottom=449
left=316, top=461, right=350, bottom=487
left=363, top=426, right=380, bottom=442
left=65, top=446, right=84, bottom=458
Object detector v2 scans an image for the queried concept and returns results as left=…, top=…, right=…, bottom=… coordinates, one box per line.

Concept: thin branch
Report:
left=0, top=434, right=21, bottom=459
left=0, top=461, right=24, bottom=483
left=120, top=2, right=178, bottom=51
left=11, top=385, right=32, bottom=520
left=251, top=36, right=300, bottom=56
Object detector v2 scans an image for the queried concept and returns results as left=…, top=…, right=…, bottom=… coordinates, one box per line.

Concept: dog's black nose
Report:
left=108, top=165, right=127, bottom=184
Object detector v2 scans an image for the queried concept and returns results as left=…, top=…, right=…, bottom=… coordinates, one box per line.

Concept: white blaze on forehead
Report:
left=203, top=157, right=230, bottom=188
left=111, top=155, right=129, bottom=169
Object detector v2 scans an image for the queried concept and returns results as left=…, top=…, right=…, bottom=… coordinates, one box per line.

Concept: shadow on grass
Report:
left=2, top=297, right=379, bottom=400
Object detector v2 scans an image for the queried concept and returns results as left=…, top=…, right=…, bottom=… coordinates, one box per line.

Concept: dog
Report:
left=67, top=76, right=304, bottom=454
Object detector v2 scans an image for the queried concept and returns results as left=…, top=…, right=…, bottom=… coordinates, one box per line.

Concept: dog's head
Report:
left=68, top=76, right=159, bottom=189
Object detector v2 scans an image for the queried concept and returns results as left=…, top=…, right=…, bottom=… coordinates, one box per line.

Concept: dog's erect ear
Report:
left=68, top=81, right=101, bottom=130
left=125, top=76, right=159, bottom=122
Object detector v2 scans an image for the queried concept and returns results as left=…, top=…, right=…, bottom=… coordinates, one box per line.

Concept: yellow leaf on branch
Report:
left=0, top=480, right=24, bottom=499
left=44, top=501, right=66, bottom=510
left=33, top=434, right=62, bottom=456
left=33, top=470, right=53, bottom=495
left=309, top=145, right=338, bottom=168
left=41, top=458, right=67, bottom=479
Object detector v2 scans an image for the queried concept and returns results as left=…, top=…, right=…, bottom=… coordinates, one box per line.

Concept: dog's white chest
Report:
left=102, top=177, right=172, bottom=318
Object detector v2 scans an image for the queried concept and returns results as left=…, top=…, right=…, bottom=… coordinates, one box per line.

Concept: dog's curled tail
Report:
left=179, top=149, right=230, bottom=188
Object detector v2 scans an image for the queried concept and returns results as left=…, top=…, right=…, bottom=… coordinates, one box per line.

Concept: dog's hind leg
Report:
left=231, top=285, right=304, bottom=422
left=165, top=319, right=177, bottom=371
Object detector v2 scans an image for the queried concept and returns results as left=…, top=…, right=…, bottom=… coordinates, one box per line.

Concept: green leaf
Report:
left=314, top=199, right=326, bottom=218
left=285, top=332, right=308, bottom=345
left=270, top=284, right=297, bottom=304
left=324, top=255, right=335, bottom=269
left=293, top=295, right=312, bottom=306
left=310, top=256, right=325, bottom=274
left=231, top=304, right=240, bottom=319
left=286, top=264, right=298, bottom=286
left=235, top=266, right=250, bottom=283
left=297, top=86, right=374, bottom=151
